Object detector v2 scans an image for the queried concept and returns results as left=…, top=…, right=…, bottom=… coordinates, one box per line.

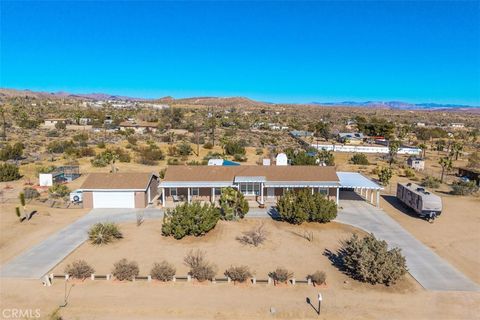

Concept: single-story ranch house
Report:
left=80, top=173, right=159, bottom=208
left=159, top=166, right=382, bottom=208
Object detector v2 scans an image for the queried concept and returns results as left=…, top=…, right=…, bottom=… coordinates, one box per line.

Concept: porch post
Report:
left=311, top=187, right=314, bottom=195
left=376, top=190, right=380, bottom=208
left=187, top=188, right=191, bottom=203
left=366, top=189, right=369, bottom=201
left=336, top=187, right=339, bottom=205
left=370, top=189, right=374, bottom=204
left=260, top=183, right=264, bottom=205
left=162, top=187, right=165, bottom=206
left=211, top=187, right=215, bottom=203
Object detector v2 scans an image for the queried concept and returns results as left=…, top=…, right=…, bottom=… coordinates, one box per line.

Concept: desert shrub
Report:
left=203, top=142, right=213, bottom=149
left=97, top=141, right=106, bottom=148
left=219, top=187, right=249, bottom=220
left=46, top=130, right=59, bottom=137
left=224, top=140, right=246, bottom=156
left=167, top=158, right=181, bottom=165
left=48, top=184, right=70, bottom=198
left=184, top=250, right=217, bottom=281
left=339, top=233, right=407, bottom=286
left=350, top=153, right=369, bottom=165
left=88, top=222, right=123, bottom=245
left=73, top=133, right=89, bottom=143
left=136, top=145, right=164, bottom=165
left=23, top=187, right=40, bottom=199
left=150, top=261, right=176, bottom=281
left=277, top=189, right=337, bottom=224
left=177, top=141, right=193, bottom=156
left=0, top=142, right=24, bottom=161
left=64, top=260, right=94, bottom=279
left=233, top=153, right=247, bottom=162
left=47, top=140, right=75, bottom=154
left=269, top=267, right=293, bottom=284
left=308, top=271, right=326, bottom=285
left=236, top=223, right=267, bottom=247
left=127, top=136, right=137, bottom=145
left=224, top=265, right=252, bottom=283
left=451, top=181, right=479, bottom=195
left=421, top=176, right=440, bottom=188
left=162, top=202, right=220, bottom=239
left=112, top=258, right=139, bottom=281
left=404, top=167, right=415, bottom=178
left=378, top=167, right=393, bottom=186
left=0, top=163, right=21, bottom=182
left=255, top=148, right=264, bottom=155
left=36, top=165, right=57, bottom=174
left=55, top=121, right=67, bottom=130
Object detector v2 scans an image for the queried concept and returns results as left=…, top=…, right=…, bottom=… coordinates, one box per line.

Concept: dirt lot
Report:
left=381, top=194, right=480, bottom=285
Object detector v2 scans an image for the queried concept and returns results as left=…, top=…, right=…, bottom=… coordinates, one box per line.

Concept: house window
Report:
left=170, top=188, right=177, bottom=197
left=191, top=188, right=199, bottom=196
left=319, top=188, right=328, bottom=195
left=215, top=188, right=222, bottom=196
left=239, top=183, right=260, bottom=196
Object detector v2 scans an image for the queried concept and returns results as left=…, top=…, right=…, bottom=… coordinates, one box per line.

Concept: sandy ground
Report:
left=0, top=184, right=88, bottom=265
left=2, top=219, right=479, bottom=319
left=381, top=193, right=480, bottom=285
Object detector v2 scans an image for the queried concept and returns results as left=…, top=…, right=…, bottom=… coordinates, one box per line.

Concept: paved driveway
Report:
left=336, top=196, right=479, bottom=292
left=0, top=208, right=163, bottom=279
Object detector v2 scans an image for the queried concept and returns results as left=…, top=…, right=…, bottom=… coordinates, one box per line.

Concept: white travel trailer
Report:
left=396, top=182, right=442, bottom=219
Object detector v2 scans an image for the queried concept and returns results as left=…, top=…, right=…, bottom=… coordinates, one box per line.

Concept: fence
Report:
left=43, top=273, right=316, bottom=287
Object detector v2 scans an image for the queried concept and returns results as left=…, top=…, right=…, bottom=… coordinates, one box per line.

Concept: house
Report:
left=119, top=121, right=159, bottom=134
left=79, top=172, right=159, bottom=208
left=159, top=166, right=384, bottom=208
left=290, top=130, right=314, bottom=138
left=207, top=159, right=240, bottom=166
left=458, top=167, right=480, bottom=186
left=44, top=118, right=67, bottom=127
left=78, top=118, right=92, bottom=125
left=337, top=132, right=365, bottom=144
left=450, top=123, right=465, bottom=128
left=407, top=157, right=425, bottom=171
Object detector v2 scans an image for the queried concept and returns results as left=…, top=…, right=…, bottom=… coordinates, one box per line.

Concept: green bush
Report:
left=162, top=202, right=220, bottom=239
left=150, top=261, right=176, bottom=281
left=177, top=142, right=193, bottom=156
left=224, top=265, right=252, bottom=283
left=65, top=260, right=94, bottom=279
left=219, top=187, right=249, bottom=220
left=0, top=142, right=24, bottom=161
left=136, top=145, right=164, bottom=165
left=350, top=153, right=369, bottom=165
left=308, top=271, right=326, bottom=285
left=378, top=167, right=393, bottom=186
left=88, top=222, right=123, bottom=245
left=276, top=189, right=337, bottom=224
left=184, top=250, right=217, bottom=281
left=233, top=154, right=248, bottom=162
left=269, top=267, right=293, bottom=284
left=339, top=233, right=407, bottom=286
left=112, top=258, right=139, bottom=281
left=47, top=140, right=75, bottom=154
left=224, top=140, right=246, bottom=156
left=451, top=181, right=479, bottom=195
left=0, top=163, right=21, bottom=182
left=404, top=167, right=416, bottom=178
left=203, top=142, right=213, bottom=149
left=421, top=176, right=440, bottom=188
left=23, top=187, right=40, bottom=199
left=48, top=184, right=70, bottom=198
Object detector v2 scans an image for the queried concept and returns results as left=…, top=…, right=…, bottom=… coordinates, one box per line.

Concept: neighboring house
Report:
left=337, top=132, right=365, bottom=144
left=290, top=130, right=314, bottom=138
left=416, top=122, right=426, bottom=127
left=44, top=118, right=67, bottom=127
left=80, top=172, right=159, bottom=208
left=119, top=121, right=159, bottom=134
left=207, top=159, right=240, bottom=166
left=458, top=167, right=480, bottom=186
left=450, top=123, right=465, bottom=128
left=159, top=165, right=341, bottom=206
left=78, top=117, right=92, bottom=125
left=407, top=157, right=425, bottom=171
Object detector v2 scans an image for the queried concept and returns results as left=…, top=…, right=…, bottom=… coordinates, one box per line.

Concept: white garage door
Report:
left=92, top=191, right=135, bottom=208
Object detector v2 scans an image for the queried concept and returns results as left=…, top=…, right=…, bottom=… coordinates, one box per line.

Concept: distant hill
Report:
left=1, top=88, right=477, bottom=110
left=311, top=101, right=479, bottom=111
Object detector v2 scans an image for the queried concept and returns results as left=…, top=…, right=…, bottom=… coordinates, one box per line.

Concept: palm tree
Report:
left=438, top=156, right=452, bottom=183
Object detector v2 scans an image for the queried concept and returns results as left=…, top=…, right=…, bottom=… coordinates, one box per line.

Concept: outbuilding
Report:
left=79, top=172, right=159, bottom=208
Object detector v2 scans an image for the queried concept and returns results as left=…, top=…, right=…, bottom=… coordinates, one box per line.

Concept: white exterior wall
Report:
left=313, top=144, right=421, bottom=155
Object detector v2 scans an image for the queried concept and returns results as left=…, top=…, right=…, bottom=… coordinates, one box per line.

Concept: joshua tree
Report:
left=388, top=140, right=400, bottom=166
left=438, top=156, right=452, bottom=183
left=418, top=143, right=427, bottom=159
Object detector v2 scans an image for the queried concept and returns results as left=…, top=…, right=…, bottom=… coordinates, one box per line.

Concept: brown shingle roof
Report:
left=80, top=172, right=157, bottom=190
left=162, top=166, right=338, bottom=182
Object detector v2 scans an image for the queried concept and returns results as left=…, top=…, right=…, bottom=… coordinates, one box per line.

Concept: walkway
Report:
left=336, top=195, right=479, bottom=292
left=0, top=208, right=163, bottom=279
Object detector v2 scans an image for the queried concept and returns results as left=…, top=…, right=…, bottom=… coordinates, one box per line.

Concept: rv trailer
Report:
left=396, top=182, right=442, bottom=218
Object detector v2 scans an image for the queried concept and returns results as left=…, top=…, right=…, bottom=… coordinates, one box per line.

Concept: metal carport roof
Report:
left=337, top=172, right=383, bottom=190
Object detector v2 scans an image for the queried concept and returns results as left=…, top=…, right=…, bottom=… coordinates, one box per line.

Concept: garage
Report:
left=79, top=172, right=159, bottom=209
left=92, top=191, right=135, bottom=208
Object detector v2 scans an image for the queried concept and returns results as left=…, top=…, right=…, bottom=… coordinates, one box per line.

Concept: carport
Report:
left=337, top=172, right=383, bottom=207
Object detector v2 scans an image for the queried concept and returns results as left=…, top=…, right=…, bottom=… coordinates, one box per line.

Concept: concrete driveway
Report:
left=0, top=208, right=163, bottom=279
left=336, top=195, right=479, bottom=292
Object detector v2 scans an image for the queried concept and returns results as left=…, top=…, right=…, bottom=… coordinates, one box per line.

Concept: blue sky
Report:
left=1, top=1, right=479, bottom=105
